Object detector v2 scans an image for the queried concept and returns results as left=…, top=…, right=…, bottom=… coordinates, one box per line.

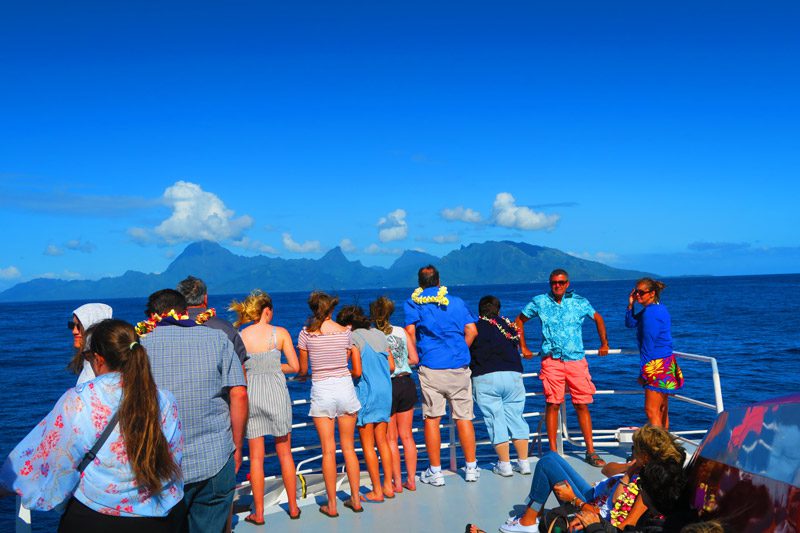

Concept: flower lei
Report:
left=479, top=315, right=520, bottom=342
left=609, top=475, right=640, bottom=527
left=411, top=286, right=449, bottom=306
left=135, top=308, right=216, bottom=337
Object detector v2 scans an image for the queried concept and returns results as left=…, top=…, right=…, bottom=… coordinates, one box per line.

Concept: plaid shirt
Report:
left=142, top=325, right=246, bottom=484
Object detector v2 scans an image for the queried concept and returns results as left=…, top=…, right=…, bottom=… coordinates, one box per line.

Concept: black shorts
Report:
left=59, top=497, right=185, bottom=533
left=391, top=374, right=418, bottom=414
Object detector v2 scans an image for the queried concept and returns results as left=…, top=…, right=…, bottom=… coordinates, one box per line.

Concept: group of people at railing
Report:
left=0, top=265, right=687, bottom=533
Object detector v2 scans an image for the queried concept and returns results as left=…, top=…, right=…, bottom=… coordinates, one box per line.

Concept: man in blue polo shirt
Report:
left=404, top=265, right=479, bottom=486
left=515, top=268, right=609, bottom=467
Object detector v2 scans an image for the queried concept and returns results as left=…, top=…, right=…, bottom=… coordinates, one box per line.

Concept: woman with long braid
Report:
left=1, top=319, right=183, bottom=532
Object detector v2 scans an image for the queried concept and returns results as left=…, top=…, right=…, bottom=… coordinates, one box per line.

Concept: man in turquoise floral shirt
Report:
left=515, top=269, right=609, bottom=467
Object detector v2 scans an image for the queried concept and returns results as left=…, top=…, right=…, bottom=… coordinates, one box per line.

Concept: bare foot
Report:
left=403, top=480, right=417, bottom=491
left=363, top=490, right=384, bottom=502
left=392, top=483, right=403, bottom=493
left=466, top=524, right=486, bottom=533
left=382, top=484, right=395, bottom=498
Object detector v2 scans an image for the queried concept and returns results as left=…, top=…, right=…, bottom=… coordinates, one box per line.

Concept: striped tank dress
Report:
left=244, top=326, right=293, bottom=439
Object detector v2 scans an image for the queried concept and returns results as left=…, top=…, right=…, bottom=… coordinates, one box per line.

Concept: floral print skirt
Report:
left=640, top=353, right=684, bottom=393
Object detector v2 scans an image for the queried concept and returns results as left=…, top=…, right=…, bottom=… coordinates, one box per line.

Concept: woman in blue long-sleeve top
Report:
left=625, top=278, right=683, bottom=428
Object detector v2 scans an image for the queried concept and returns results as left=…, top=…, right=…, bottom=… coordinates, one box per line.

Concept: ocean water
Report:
left=1, top=274, right=799, bottom=530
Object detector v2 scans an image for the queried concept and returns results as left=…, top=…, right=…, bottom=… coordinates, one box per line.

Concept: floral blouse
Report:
left=0, top=372, right=183, bottom=517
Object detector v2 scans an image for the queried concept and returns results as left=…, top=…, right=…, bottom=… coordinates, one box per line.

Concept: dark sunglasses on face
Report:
left=550, top=280, right=568, bottom=286
left=633, top=289, right=652, bottom=296
left=68, top=321, right=79, bottom=330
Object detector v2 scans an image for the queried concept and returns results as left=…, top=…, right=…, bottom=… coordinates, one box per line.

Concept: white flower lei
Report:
left=411, top=286, right=450, bottom=306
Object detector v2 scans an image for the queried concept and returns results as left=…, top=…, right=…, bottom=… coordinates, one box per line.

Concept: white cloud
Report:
left=65, top=239, right=95, bottom=253
left=0, top=266, right=21, bottom=279
left=492, top=192, right=559, bottom=231
left=152, top=181, right=253, bottom=244
left=231, top=237, right=279, bottom=254
left=567, top=251, right=620, bottom=264
left=377, top=209, right=408, bottom=242
left=44, top=244, right=64, bottom=256
left=432, top=234, right=459, bottom=244
left=364, top=243, right=403, bottom=255
left=40, top=270, right=82, bottom=280
left=282, top=233, right=322, bottom=253
left=441, top=206, right=482, bottom=223
left=340, top=239, right=357, bottom=253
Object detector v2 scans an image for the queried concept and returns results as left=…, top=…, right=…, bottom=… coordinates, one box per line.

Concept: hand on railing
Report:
left=597, top=344, right=609, bottom=356
left=520, top=346, right=534, bottom=359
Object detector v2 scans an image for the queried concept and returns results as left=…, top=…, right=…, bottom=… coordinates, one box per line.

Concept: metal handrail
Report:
left=556, top=350, right=724, bottom=452
left=14, top=349, right=722, bottom=532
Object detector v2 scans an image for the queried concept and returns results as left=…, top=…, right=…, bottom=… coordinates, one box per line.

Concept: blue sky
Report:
left=1, top=1, right=799, bottom=291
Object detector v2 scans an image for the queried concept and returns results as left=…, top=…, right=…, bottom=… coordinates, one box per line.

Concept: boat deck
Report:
left=231, top=448, right=626, bottom=532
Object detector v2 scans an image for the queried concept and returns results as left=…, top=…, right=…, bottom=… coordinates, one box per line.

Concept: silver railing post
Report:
left=15, top=496, right=31, bottom=533
left=556, top=403, right=565, bottom=455
left=448, top=412, right=457, bottom=471
left=710, top=358, right=724, bottom=413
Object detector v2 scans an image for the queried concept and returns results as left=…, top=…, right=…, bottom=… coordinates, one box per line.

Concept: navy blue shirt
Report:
left=469, top=318, right=523, bottom=378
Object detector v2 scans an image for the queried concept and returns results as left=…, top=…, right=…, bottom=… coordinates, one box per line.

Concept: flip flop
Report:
left=344, top=499, right=364, bottom=513
left=289, top=508, right=301, bottom=520
left=244, top=515, right=265, bottom=525
left=585, top=451, right=607, bottom=467
left=319, top=505, right=339, bottom=518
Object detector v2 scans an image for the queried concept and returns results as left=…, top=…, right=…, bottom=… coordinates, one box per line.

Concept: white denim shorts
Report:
left=309, top=376, right=362, bottom=418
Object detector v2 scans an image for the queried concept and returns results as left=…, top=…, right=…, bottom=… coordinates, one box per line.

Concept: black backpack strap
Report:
left=77, top=411, right=119, bottom=474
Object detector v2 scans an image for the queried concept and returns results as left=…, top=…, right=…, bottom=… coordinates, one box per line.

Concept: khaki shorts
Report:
left=418, top=366, right=474, bottom=420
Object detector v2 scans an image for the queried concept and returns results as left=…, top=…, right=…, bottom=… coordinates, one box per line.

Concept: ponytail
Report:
left=306, top=291, right=338, bottom=332
left=370, top=296, right=395, bottom=334
left=637, top=277, right=667, bottom=303
left=90, top=319, right=181, bottom=494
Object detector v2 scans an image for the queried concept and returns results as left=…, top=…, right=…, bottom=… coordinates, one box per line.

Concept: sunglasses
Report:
left=68, top=321, right=82, bottom=330
left=550, top=280, right=568, bottom=286
left=633, top=289, right=652, bottom=297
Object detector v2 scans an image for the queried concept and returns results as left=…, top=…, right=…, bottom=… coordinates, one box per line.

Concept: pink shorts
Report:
left=539, top=356, right=596, bottom=405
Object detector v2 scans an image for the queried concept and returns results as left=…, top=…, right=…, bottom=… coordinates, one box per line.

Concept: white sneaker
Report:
left=513, top=459, right=531, bottom=475
left=493, top=462, right=513, bottom=477
left=499, top=516, right=539, bottom=533
left=419, top=467, right=445, bottom=487
left=464, top=464, right=481, bottom=482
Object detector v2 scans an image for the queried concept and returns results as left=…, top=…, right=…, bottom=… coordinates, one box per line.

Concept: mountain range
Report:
left=0, top=240, right=652, bottom=302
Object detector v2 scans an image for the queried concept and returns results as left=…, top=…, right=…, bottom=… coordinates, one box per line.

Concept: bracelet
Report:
left=570, top=497, right=582, bottom=507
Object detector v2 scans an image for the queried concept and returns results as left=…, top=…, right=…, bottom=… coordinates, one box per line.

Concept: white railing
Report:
left=556, top=350, right=724, bottom=453
left=14, top=349, right=723, bottom=531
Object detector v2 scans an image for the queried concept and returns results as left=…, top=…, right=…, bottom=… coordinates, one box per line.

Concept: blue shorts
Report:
left=472, top=371, right=529, bottom=445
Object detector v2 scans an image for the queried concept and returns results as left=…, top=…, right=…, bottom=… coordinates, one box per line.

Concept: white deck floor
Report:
left=232, top=449, right=625, bottom=533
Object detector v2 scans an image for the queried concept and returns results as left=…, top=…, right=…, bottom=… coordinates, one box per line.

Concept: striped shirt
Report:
left=297, top=328, right=353, bottom=381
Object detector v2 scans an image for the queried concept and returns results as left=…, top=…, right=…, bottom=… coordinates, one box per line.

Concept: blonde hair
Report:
left=633, top=424, right=685, bottom=464
left=229, top=289, right=273, bottom=327
left=370, top=296, right=395, bottom=334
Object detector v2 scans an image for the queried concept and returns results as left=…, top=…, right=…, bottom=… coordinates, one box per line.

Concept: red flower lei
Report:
left=479, top=315, right=520, bottom=342
left=135, top=308, right=216, bottom=337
